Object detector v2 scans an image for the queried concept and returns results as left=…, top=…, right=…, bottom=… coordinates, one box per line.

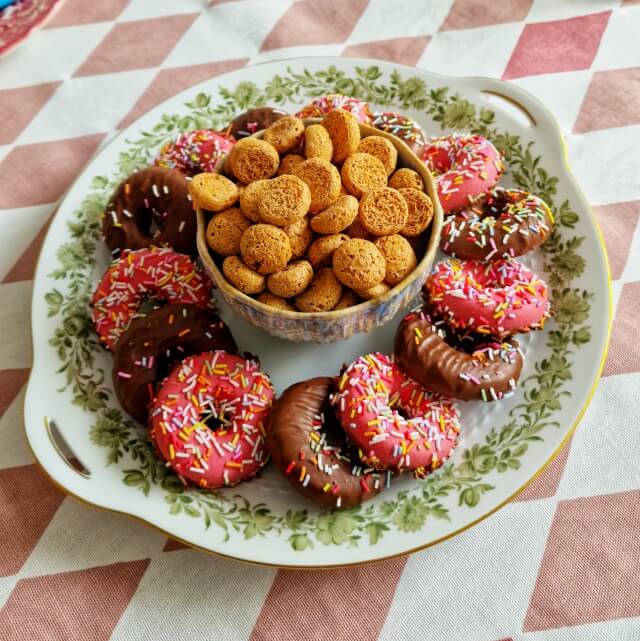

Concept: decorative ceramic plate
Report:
left=24, top=58, right=611, bottom=568
left=0, top=0, right=62, bottom=59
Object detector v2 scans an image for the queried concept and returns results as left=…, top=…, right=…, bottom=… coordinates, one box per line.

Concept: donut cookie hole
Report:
left=292, top=158, right=342, bottom=212
left=310, top=195, right=359, bottom=234
left=304, top=124, right=333, bottom=161
left=295, top=268, right=343, bottom=312
left=359, top=187, right=409, bottom=236
left=321, top=109, right=361, bottom=163
left=278, top=154, right=305, bottom=176
left=258, top=174, right=311, bottom=226
left=206, top=207, right=250, bottom=256
left=268, top=260, right=314, bottom=298
left=357, top=136, right=398, bottom=176
left=399, top=188, right=433, bottom=237
left=307, top=233, right=349, bottom=269
left=374, top=234, right=417, bottom=286
left=239, top=179, right=268, bottom=222
left=263, top=116, right=305, bottom=153
left=332, top=238, right=386, bottom=291
left=189, top=173, right=239, bottom=212
left=341, top=153, right=388, bottom=198
left=223, top=256, right=266, bottom=295
left=257, top=291, right=296, bottom=311
left=389, top=168, right=424, bottom=192
left=229, top=138, right=280, bottom=183
left=240, top=224, right=292, bottom=275
left=284, top=216, right=312, bottom=259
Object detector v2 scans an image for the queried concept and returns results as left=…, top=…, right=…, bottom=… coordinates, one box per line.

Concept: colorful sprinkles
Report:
left=155, top=129, right=235, bottom=176
left=295, top=93, right=373, bottom=123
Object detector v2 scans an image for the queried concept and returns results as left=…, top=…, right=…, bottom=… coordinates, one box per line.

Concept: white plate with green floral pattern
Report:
left=24, top=58, right=611, bottom=568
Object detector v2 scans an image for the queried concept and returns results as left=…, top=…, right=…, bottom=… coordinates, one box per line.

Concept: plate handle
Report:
left=44, top=416, right=91, bottom=478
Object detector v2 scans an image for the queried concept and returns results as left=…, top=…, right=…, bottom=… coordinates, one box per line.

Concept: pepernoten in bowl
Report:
left=196, top=118, right=443, bottom=343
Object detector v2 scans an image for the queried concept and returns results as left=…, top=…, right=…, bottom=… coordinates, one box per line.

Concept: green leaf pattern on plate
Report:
left=45, top=66, right=591, bottom=550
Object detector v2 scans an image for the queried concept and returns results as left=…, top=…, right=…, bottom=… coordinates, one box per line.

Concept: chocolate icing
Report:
left=102, top=166, right=196, bottom=256
left=226, top=106, right=288, bottom=139
left=112, top=304, right=237, bottom=424
left=394, top=308, right=523, bottom=402
left=440, top=188, right=553, bottom=260
left=266, top=377, right=384, bottom=509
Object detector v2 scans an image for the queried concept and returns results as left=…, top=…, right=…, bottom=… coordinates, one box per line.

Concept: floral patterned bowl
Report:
left=196, top=119, right=443, bottom=343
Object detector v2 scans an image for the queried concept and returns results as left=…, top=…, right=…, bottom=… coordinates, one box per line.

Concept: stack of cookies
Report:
left=190, top=109, right=434, bottom=313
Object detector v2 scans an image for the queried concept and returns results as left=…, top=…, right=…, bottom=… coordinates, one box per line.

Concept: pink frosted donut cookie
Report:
left=441, top=187, right=554, bottom=260
left=424, top=258, right=550, bottom=337
left=422, top=134, right=504, bottom=213
left=371, top=111, right=426, bottom=157
left=295, top=94, right=373, bottom=123
left=91, top=247, right=211, bottom=350
left=155, top=129, right=235, bottom=176
left=331, top=353, right=460, bottom=476
left=150, top=351, right=274, bottom=489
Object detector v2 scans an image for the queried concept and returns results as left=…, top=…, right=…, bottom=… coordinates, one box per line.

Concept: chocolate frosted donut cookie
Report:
left=112, top=304, right=237, bottom=424
left=226, top=106, right=288, bottom=139
left=394, top=308, right=523, bottom=402
left=102, top=166, right=196, bottom=256
left=266, top=377, right=384, bottom=509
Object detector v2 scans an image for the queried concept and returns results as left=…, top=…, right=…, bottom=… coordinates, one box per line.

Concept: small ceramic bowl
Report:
left=196, top=118, right=443, bottom=343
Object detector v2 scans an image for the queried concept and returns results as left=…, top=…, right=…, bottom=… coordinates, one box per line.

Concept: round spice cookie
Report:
left=357, top=136, right=398, bottom=176
left=295, top=268, right=342, bottom=312
left=267, top=260, right=314, bottom=298
left=310, top=194, right=359, bottom=234
left=374, top=234, right=417, bottom=286
left=258, top=174, right=311, bottom=226
left=307, top=233, right=349, bottom=269
left=359, top=187, right=409, bottom=236
left=240, top=224, right=292, bottom=275
left=278, top=153, right=305, bottom=176
left=189, top=172, right=238, bottom=212
left=228, top=137, right=279, bottom=183
left=346, top=217, right=372, bottom=240
left=296, top=94, right=373, bottom=123
left=371, top=111, right=426, bottom=157
left=340, top=153, right=388, bottom=198
left=156, top=130, right=235, bottom=176
left=263, top=116, right=305, bottom=154
left=222, top=256, right=265, bottom=294
left=226, top=106, right=288, bottom=138
left=399, top=188, right=434, bottom=237
left=304, top=124, right=333, bottom=161
left=334, top=289, right=360, bottom=310
left=257, top=291, right=296, bottom=311
left=238, top=179, right=267, bottom=223
left=355, top=282, right=390, bottom=300
left=206, top=207, right=250, bottom=256
left=388, top=168, right=425, bottom=192
left=321, top=109, right=361, bottom=164
left=284, top=216, right=312, bottom=259
left=291, top=158, right=342, bottom=212
left=332, top=238, right=386, bottom=290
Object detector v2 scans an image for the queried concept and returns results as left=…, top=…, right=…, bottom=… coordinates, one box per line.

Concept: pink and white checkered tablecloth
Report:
left=1, top=0, right=639, bottom=639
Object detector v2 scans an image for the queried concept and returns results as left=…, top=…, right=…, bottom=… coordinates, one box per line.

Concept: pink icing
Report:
left=423, top=134, right=504, bottom=213
left=425, top=258, right=550, bottom=336
left=150, top=351, right=274, bottom=489
left=155, top=129, right=235, bottom=176
left=295, top=93, right=373, bottom=123
left=331, top=353, right=460, bottom=475
left=91, top=247, right=211, bottom=350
